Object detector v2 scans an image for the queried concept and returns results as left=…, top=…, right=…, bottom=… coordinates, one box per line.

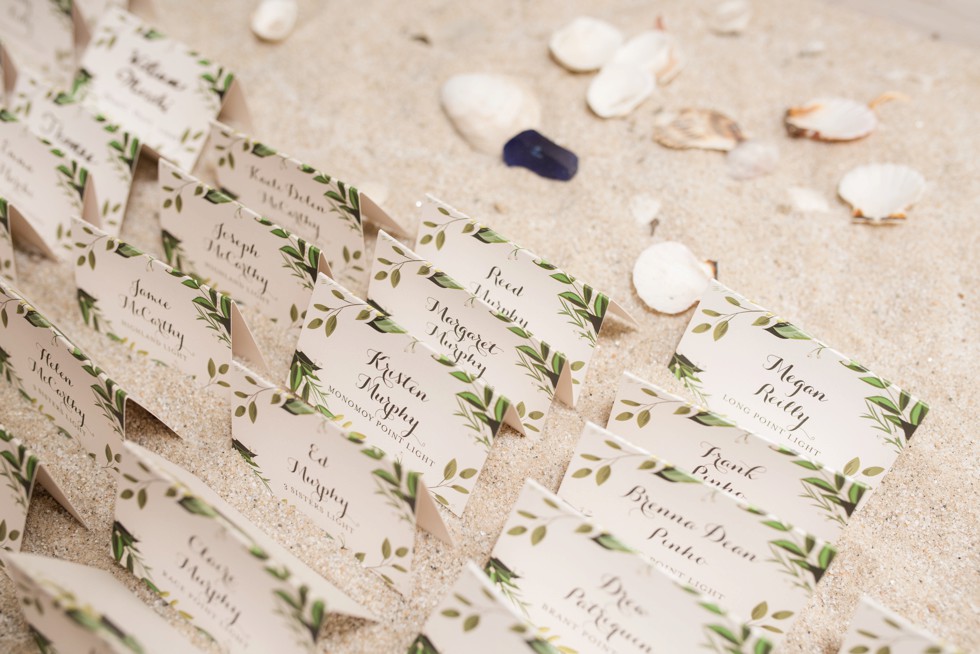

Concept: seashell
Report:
left=787, top=187, right=829, bottom=213
left=251, top=0, right=299, bottom=43
left=549, top=17, right=624, bottom=73
left=726, top=140, right=778, bottom=180
left=837, top=164, right=925, bottom=223
left=610, top=30, right=684, bottom=85
left=441, top=74, right=541, bottom=154
left=633, top=241, right=717, bottom=314
left=630, top=194, right=661, bottom=228
left=587, top=64, right=657, bottom=118
left=784, top=97, right=877, bottom=141
left=709, top=0, right=752, bottom=35
left=652, top=108, right=744, bottom=151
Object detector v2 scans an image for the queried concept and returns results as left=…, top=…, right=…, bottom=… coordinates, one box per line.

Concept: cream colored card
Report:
left=0, top=275, right=155, bottom=473
left=408, top=562, right=552, bottom=654
left=369, top=231, right=567, bottom=438
left=559, top=423, right=838, bottom=643
left=0, top=197, right=14, bottom=279
left=114, top=440, right=374, bottom=652
left=0, top=110, right=98, bottom=259
left=0, top=0, right=86, bottom=88
left=839, top=596, right=965, bottom=654
left=230, top=361, right=452, bottom=594
left=11, top=76, right=140, bottom=236
left=76, top=0, right=154, bottom=28
left=3, top=552, right=204, bottom=654
left=71, top=217, right=266, bottom=393
left=414, top=195, right=636, bottom=407
left=78, top=8, right=248, bottom=171
left=205, top=121, right=407, bottom=295
left=293, top=274, right=509, bottom=517
left=158, top=159, right=329, bottom=331
left=488, top=479, right=774, bottom=654
left=672, top=280, right=929, bottom=489
left=609, top=371, right=871, bottom=544
left=0, top=426, right=84, bottom=555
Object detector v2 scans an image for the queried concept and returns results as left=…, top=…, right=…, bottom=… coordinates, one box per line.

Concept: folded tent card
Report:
left=230, top=360, right=452, bottom=594
left=487, top=479, right=775, bottom=654
left=671, top=280, right=929, bottom=489
left=609, top=371, right=871, bottom=543
left=292, top=273, right=510, bottom=517
left=838, top=596, right=965, bottom=654
left=113, top=440, right=373, bottom=653
left=0, top=197, right=13, bottom=279
left=77, top=7, right=249, bottom=171
left=0, top=0, right=88, bottom=88
left=369, top=231, right=567, bottom=437
left=559, top=422, right=837, bottom=643
left=205, top=121, right=408, bottom=296
left=3, top=551, right=204, bottom=654
left=157, top=159, right=330, bottom=331
left=0, top=425, right=85, bottom=554
left=414, top=195, right=637, bottom=406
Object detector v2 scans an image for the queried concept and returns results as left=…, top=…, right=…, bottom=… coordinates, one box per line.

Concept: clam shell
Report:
left=709, top=0, right=752, bottom=35
left=652, top=108, right=743, bottom=151
left=441, top=74, right=541, bottom=154
left=587, top=64, right=657, bottom=118
left=726, top=140, right=778, bottom=180
left=785, top=97, right=877, bottom=141
left=251, top=0, right=298, bottom=42
left=633, top=241, right=716, bottom=314
left=549, top=17, right=624, bottom=73
left=838, top=164, right=925, bottom=223
left=610, top=30, right=684, bottom=84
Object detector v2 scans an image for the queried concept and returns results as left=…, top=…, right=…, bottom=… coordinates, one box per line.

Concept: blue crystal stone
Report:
left=503, top=130, right=578, bottom=181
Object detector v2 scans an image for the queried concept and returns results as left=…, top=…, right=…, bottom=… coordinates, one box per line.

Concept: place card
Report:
left=487, top=479, right=774, bottom=654
left=3, top=552, right=204, bottom=654
left=205, top=121, right=407, bottom=295
left=408, top=562, right=550, bottom=654
left=78, top=7, right=249, bottom=171
left=293, top=274, right=510, bottom=517
left=414, top=195, right=636, bottom=406
left=0, top=110, right=98, bottom=259
left=0, top=275, right=160, bottom=473
left=609, top=371, right=871, bottom=543
left=158, top=159, right=330, bottom=330
left=671, top=280, right=929, bottom=489
left=11, top=75, right=140, bottom=236
left=114, top=440, right=374, bottom=652
left=230, top=361, right=452, bottom=594
left=839, top=596, right=965, bottom=654
left=1, top=426, right=84, bottom=554
left=76, top=0, right=154, bottom=28
left=0, top=196, right=14, bottom=279
left=0, top=0, right=87, bottom=88
left=369, top=231, right=570, bottom=437
left=72, top=217, right=267, bottom=393
left=559, top=422, right=837, bottom=642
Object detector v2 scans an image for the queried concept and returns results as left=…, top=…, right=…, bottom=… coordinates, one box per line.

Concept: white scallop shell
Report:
left=610, top=30, right=684, bottom=84
left=726, top=140, right=778, bottom=180
left=587, top=64, right=657, bottom=118
left=549, top=17, right=624, bottom=73
left=838, top=164, right=925, bottom=223
left=652, top=108, right=743, bottom=151
left=709, top=0, right=752, bottom=35
left=785, top=97, right=877, bottom=141
left=633, top=241, right=716, bottom=314
left=251, top=0, right=298, bottom=42
left=440, top=74, right=541, bottom=154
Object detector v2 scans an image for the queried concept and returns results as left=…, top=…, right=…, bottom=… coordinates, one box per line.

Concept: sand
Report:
left=1, top=0, right=978, bottom=652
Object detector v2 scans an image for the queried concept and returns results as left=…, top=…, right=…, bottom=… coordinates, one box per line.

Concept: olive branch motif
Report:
left=0, top=431, right=38, bottom=525
left=690, top=591, right=775, bottom=654
left=841, top=360, right=929, bottom=453
left=569, top=437, right=699, bottom=487
left=770, top=445, right=870, bottom=528
left=613, top=384, right=690, bottom=429
left=687, top=294, right=809, bottom=342
left=534, top=260, right=607, bottom=352
left=669, top=353, right=710, bottom=408
left=754, top=511, right=836, bottom=594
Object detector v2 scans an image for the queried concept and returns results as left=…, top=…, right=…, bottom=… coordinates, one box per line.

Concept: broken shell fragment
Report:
left=549, top=17, right=624, bottom=72
left=251, top=0, right=299, bottom=42
left=726, top=140, right=778, bottom=180
left=837, top=164, right=925, bottom=223
left=652, top=108, right=744, bottom=151
left=633, top=241, right=717, bottom=314
left=630, top=194, right=661, bottom=228
left=709, top=0, right=752, bottom=35
left=610, top=30, right=684, bottom=85
left=587, top=64, right=656, bottom=118
left=441, top=73, right=541, bottom=154
left=787, top=187, right=829, bottom=213
left=784, top=97, right=877, bottom=141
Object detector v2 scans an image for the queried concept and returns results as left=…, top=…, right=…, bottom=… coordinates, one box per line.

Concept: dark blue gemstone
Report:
left=503, top=129, right=578, bottom=181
